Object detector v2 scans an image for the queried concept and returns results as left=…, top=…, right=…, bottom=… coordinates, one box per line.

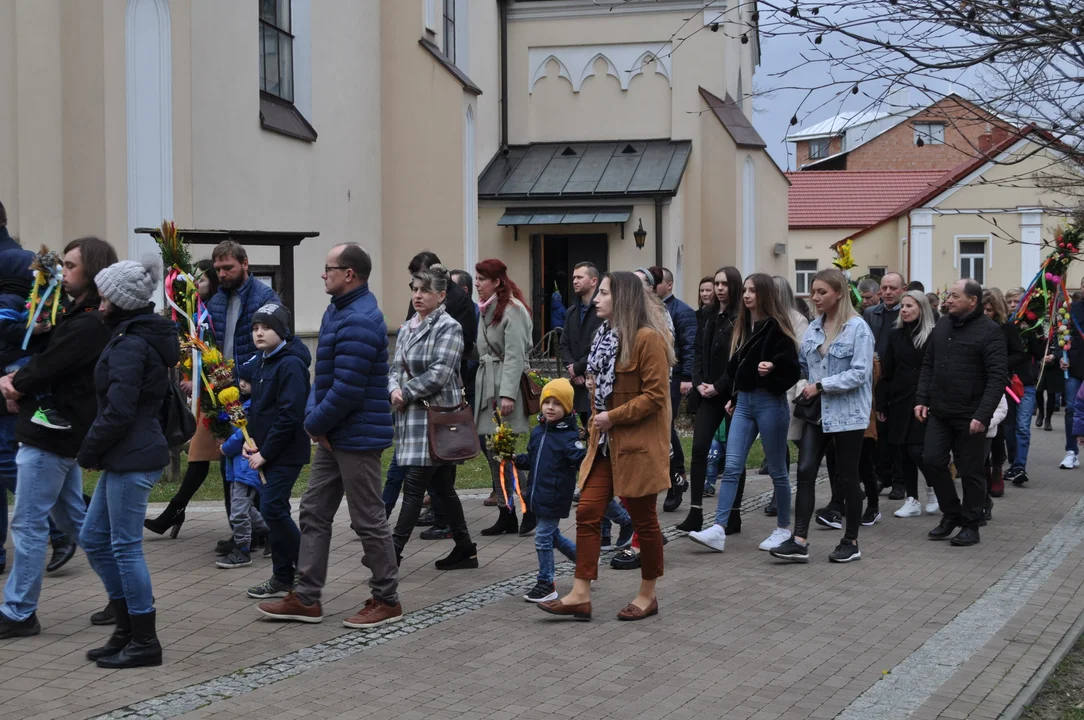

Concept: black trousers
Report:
left=795, top=424, right=865, bottom=541
left=899, top=443, right=929, bottom=499
left=826, top=436, right=878, bottom=512
left=874, top=421, right=903, bottom=487
left=392, top=464, right=471, bottom=553
left=670, top=377, right=686, bottom=477
left=922, top=414, right=987, bottom=529
left=689, top=395, right=728, bottom=507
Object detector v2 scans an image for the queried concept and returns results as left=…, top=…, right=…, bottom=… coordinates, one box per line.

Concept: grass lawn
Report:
left=74, top=435, right=769, bottom=504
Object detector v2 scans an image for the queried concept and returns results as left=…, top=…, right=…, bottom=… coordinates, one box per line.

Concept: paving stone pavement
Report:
left=3, top=427, right=1084, bottom=720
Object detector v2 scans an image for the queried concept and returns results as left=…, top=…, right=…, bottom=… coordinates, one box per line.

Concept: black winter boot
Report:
left=676, top=507, right=703, bottom=533
left=87, top=599, right=130, bottom=661
left=435, top=542, right=479, bottom=570
left=95, top=610, right=162, bottom=668
left=90, top=601, right=118, bottom=626
left=518, top=511, right=537, bottom=537
left=480, top=507, right=519, bottom=536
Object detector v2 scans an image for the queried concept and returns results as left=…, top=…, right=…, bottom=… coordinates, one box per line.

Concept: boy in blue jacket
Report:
left=240, top=303, right=313, bottom=600
left=217, top=360, right=269, bottom=569
left=515, top=378, right=584, bottom=603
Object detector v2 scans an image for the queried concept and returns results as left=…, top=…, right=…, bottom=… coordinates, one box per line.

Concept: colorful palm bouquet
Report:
left=487, top=409, right=526, bottom=512
left=1014, top=223, right=1081, bottom=383
left=22, top=247, right=63, bottom=350
left=180, top=337, right=235, bottom=439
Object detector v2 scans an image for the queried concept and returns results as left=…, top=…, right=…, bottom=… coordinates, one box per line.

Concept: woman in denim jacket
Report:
left=770, top=268, right=874, bottom=565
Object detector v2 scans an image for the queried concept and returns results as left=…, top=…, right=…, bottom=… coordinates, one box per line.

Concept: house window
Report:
left=914, top=122, right=945, bottom=146
left=868, top=267, right=886, bottom=281
left=443, top=0, right=456, bottom=64
left=795, top=260, right=818, bottom=295
left=959, top=240, right=986, bottom=285
left=260, top=0, right=293, bottom=102
left=809, top=138, right=831, bottom=160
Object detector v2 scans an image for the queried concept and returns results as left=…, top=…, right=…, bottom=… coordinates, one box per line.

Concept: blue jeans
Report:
left=1065, top=375, right=1081, bottom=453
left=1013, top=385, right=1037, bottom=471
left=1, top=446, right=84, bottom=622
left=535, top=515, right=576, bottom=584
left=714, top=390, right=792, bottom=528
left=599, top=497, right=631, bottom=540
left=382, top=453, right=406, bottom=517
left=262, top=464, right=302, bottom=585
left=704, top=438, right=724, bottom=492
left=80, top=468, right=159, bottom=615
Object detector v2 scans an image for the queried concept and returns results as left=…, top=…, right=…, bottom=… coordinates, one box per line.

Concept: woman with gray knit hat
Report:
left=79, top=257, right=180, bottom=669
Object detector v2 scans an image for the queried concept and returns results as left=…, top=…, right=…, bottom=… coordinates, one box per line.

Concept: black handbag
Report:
left=792, top=392, right=822, bottom=425
left=161, top=380, right=197, bottom=447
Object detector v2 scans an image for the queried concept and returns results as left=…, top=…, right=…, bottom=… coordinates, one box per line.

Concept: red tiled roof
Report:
left=786, top=170, right=947, bottom=229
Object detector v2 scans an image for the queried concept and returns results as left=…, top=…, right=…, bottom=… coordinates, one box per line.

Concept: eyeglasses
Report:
left=324, top=265, right=348, bottom=274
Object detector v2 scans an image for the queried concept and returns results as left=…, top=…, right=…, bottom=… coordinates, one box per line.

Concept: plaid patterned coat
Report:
left=389, top=306, right=465, bottom=466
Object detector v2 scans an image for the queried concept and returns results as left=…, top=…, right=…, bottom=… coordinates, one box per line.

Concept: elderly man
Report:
left=858, top=278, right=881, bottom=311
left=915, top=279, right=1006, bottom=547
left=864, top=272, right=906, bottom=499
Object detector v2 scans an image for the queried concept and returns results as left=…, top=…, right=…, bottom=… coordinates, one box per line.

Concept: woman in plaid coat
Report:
left=388, top=265, right=478, bottom=571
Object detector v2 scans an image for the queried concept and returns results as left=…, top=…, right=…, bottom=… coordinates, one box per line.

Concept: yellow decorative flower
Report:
left=218, top=386, right=241, bottom=405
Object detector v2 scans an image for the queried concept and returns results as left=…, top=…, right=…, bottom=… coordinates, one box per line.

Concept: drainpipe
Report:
left=654, top=195, right=664, bottom=269
left=498, top=0, right=509, bottom=148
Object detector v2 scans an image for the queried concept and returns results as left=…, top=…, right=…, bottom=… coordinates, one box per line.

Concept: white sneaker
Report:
left=688, top=524, right=726, bottom=553
left=925, top=488, right=939, bottom=515
left=759, top=527, right=792, bottom=551
left=894, top=497, right=922, bottom=518
left=1060, top=450, right=1079, bottom=469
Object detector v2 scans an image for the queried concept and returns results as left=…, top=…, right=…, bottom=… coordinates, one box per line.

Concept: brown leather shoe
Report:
left=257, top=592, right=323, bottom=623
left=617, top=597, right=658, bottom=621
left=538, top=599, right=592, bottom=620
left=483, top=492, right=499, bottom=507
left=342, top=597, right=405, bottom=629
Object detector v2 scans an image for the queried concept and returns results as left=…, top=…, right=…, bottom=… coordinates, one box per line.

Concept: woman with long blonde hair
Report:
left=539, top=272, right=673, bottom=621
left=771, top=268, right=874, bottom=564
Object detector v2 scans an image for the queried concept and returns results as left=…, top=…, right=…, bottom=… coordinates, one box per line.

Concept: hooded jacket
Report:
left=514, top=414, right=586, bottom=519
left=14, top=296, right=110, bottom=458
left=916, top=304, right=1007, bottom=425
left=0, top=228, right=37, bottom=384
left=248, top=336, right=312, bottom=467
left=79, top=309, right=180, bottom=471
left=207, top=274, right=281, bottom=366
left=222, top=400, right=263, bottom=491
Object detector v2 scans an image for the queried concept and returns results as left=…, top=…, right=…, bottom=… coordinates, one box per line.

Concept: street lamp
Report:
left=634, top=219, right=646, bottom=250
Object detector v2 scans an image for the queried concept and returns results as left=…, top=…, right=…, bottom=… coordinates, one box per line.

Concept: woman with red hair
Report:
left=474, top=259, right=536, bottom=536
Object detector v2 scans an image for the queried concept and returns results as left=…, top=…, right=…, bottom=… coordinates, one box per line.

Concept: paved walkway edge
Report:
left=999, top=592, right=1084, bottom=719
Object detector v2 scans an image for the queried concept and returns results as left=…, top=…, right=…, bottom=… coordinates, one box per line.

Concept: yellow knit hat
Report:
left=540, top=377, right=574, bottom=415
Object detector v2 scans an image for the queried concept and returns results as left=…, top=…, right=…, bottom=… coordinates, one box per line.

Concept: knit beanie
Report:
left=540, top=377, right=574, bottom=415
left=95, top=257, right=160, bottom=311
left=252, top=302, right=292, bottom=341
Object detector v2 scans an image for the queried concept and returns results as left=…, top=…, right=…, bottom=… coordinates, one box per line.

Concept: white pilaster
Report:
left=910, top=209, right=934, bottom=290
left=1020, top=209, right=1043, bottom=287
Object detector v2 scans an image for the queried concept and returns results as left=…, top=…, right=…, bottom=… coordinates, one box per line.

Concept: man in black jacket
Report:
left=0, top=236, right=115, bottom=638
left=863, top=272, right=906, bottom=499
left=915, top=279, right=1007, bottom=547
left=558, top=261, right=602, bottom=428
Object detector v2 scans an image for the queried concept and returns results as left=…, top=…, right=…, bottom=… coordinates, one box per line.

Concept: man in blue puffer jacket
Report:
left=207, top=240, right=281, bottom=366
left=259, top=243, right=402, bottom=629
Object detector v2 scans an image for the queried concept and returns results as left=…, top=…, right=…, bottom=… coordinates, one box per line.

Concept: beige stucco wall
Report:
left=751, top=152, right=790, bottom=278
left=185, top=0, right=383, bottom=333
left=787, top=227, right=860, bottom=293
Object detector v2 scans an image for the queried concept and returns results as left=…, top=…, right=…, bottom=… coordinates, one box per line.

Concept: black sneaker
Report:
left=216, top=537, right=236, bottom=556
left=600, top=535, right=614, bottom=551
left=420, top=526, right=453, bottom=540
left=615, top=523, right=635, bottom=549
left=928, top=517, right=959, bottom=540
left=950, top=526, right=980, bottom=546
left=861, top=508, right=882, bottom=526
left=416, top=508, right=437, bottom=527
left=247, top=577, right=293, bottom=599
left=770, top=538, right=809, bottom=563
left=887, top=485, right=905, bottom=501
left=1003, top=466, right=1022, bottom=483
left=0, top=612, right=40, bottom=639
left=815, top=508, right=843, bottom=530
left=216, top=548, right=252, bottom=569
left=1011, top=469, right=1030, bottom=486
left=263, top=544, right=272, bottom=558
left=30, top=408, right=71, bottom=431
left=662, top=473, right=687, bottom=512
left=703, top=484, right=716, bottom=497
left=523, top=582, right=558, bottom=603
left=829, top=541, right=861, bottom=563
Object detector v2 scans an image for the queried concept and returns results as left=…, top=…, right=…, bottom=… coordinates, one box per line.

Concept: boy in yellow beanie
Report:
left=514, top=378, right=584, bottom=602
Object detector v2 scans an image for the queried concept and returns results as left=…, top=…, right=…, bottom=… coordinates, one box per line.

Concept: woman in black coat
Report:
left=677, top=266, right=742, bottom=533
left=79, top=259, right=179, bottom=670
left=985, top=289, right=1027, bottom=477
left=876, top=291, right=937, bottom=517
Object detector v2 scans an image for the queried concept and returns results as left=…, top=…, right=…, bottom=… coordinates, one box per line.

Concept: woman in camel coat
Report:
left=539, top=271, right=674, bottom=622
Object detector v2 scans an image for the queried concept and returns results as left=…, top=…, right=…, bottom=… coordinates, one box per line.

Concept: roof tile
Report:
left=786, top=170, right=946, bottom=228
